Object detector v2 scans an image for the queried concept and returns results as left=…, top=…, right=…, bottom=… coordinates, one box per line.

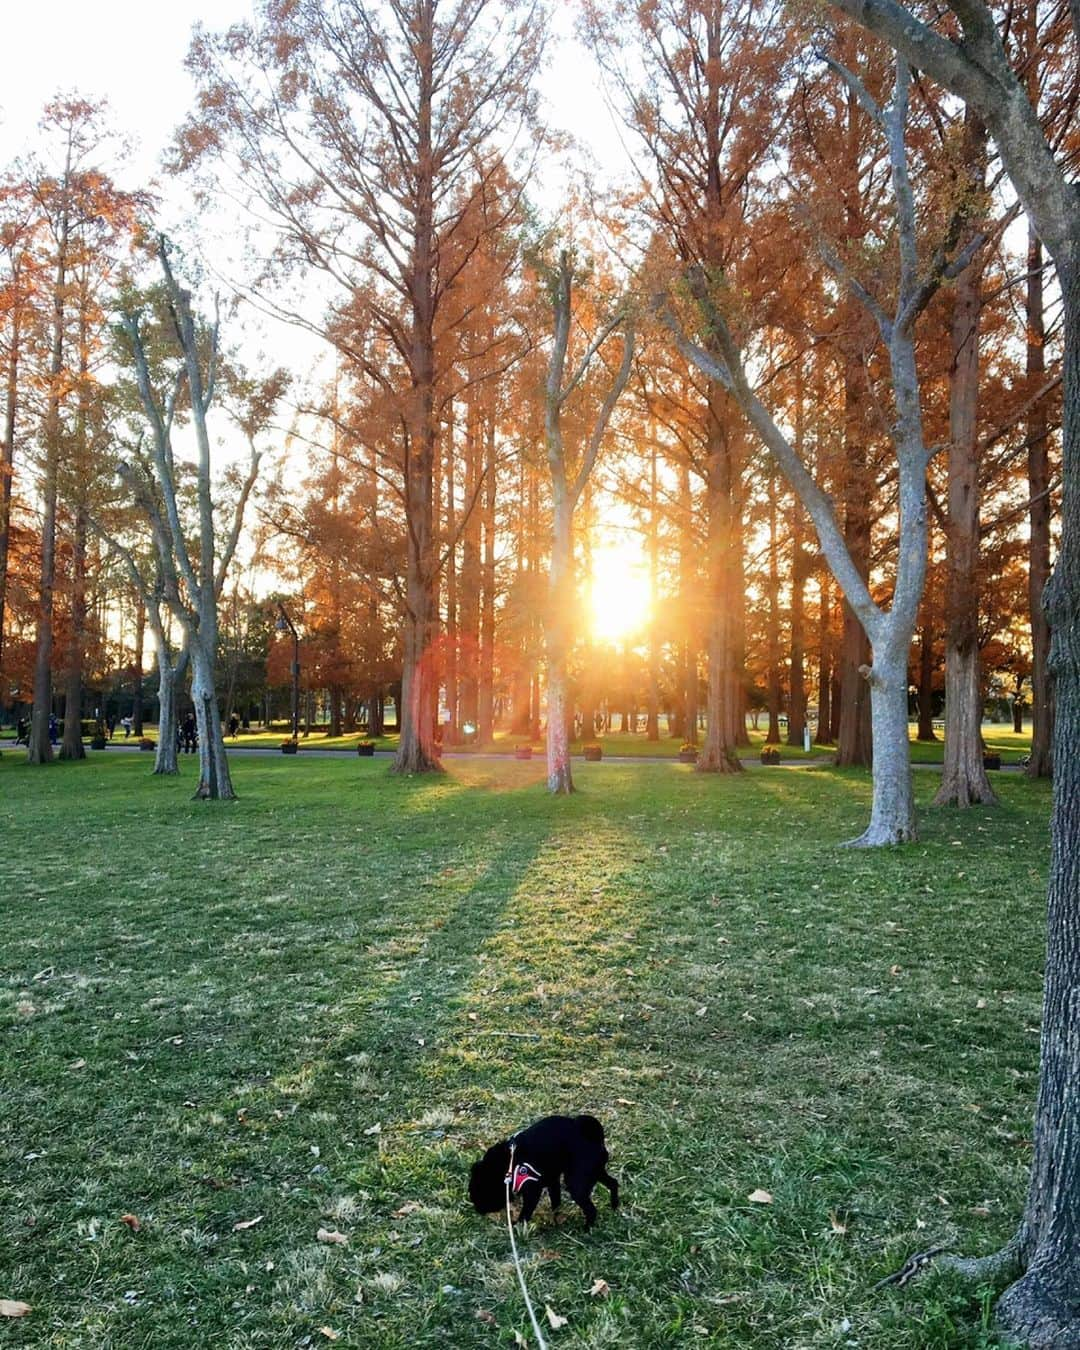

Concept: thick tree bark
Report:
left=154, top=645, right=187, bottom=776
left=1027, top=225, right=1054, bottom=779
left=935, top=115, right=995, bottom=808
left=191, top=638, right=235, bottom=800
left=393, top=2, right=442, bottom=777
left=996, top=266, right=1080, bottom=1349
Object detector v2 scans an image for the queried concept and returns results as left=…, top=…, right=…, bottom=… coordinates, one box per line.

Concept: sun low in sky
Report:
left=588, top=545, right=652, bottom=644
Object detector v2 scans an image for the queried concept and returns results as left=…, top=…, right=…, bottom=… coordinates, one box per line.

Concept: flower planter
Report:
left=356, top=743, right=375, bottom=757
left=760, top=747, right=781, bottom=765
left=983, top=753, right=1002, bottom=771
left=90, top=736, right=108, bottom=750
left=583, top=745, right=602, bottom=762
left=678, top=748, right=698, bottom=764
left=281, top=741, right=299, bottom=755
left=139, top=739, right=156, bottom=752
left=514, top=746, right=533, bottom=760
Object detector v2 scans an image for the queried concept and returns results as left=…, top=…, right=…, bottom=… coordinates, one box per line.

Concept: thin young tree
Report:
left=540, top=247, right=634, bottom=793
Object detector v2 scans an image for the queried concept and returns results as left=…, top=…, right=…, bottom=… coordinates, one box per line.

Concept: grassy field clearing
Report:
left=0, top=754, right=1049, bottom=1347
left=2, top=722, right=1032, bottom=764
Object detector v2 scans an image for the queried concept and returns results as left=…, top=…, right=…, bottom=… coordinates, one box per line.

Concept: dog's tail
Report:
left=575, top=1114, right=606, bottom=1146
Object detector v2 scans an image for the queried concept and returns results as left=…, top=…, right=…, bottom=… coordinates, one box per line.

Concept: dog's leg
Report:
left=548, top=1178, right=561, bottom=1211
left=600, top=1170, right=619, bottom=1209
left=568, top=1179, right=598, bottom=1229
left=517, top=1183, right=543, bottom=1225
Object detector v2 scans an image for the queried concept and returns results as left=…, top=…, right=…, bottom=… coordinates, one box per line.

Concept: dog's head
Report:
left=468, top=1141, right=511, bottom=1214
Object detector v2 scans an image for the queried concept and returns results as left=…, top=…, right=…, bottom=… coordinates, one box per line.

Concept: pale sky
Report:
left=0, top=1, right=628, bottom=203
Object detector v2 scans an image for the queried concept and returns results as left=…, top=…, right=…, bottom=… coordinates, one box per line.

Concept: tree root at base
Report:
left=876, top=1235, right=1023, bottom=1291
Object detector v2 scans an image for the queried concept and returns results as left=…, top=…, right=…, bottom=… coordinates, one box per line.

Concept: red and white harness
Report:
left=505, top=1154, right=543, bottom=1194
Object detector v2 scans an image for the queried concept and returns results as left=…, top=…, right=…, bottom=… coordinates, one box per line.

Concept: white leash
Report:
left=505, top=1140, right=549, bottom=1350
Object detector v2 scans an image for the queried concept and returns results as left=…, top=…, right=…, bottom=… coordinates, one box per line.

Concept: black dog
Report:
left=468, top=1114, right=619, bottom=1229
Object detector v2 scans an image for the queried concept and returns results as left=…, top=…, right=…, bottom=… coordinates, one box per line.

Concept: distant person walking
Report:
left=228, top=714, right=239, bottom=738
left=15, top=717, right=30, bottom=746
left=181, top=713, right=198, bottom=755
left=48, top=714, right=59, bottom=746
left=121, top=716, right=133, bottom=738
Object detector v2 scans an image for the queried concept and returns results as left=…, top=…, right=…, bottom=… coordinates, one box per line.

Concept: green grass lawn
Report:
left=0, top=754, right=1049, bottom=1347
left=1, top=721, right=1033, bottom=766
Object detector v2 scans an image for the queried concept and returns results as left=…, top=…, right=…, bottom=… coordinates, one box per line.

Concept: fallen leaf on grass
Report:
left=474, top=1308, right=497, bottom=1324
left=319, top=1328, right=340, bottom=1341
left=69, top=1059, right=86, bottom=1071
left=828, top=1212, right=847, bottom=1235
left=715, top=1293, right=743, bottom=1306
left=748, top=1189, right=773, bottom=1205
left=0, top=1301, right=31, bottom=1318
left=233, top=1216, right=263, bottom=1231
left=513, top=1333, right=528, bottom=1347
left=545, top=1305, right=568, bottom=1329
left=363, top=1123, right=381, bottom=1136
left=317, top=1228, right=348, bottom=1245
left=120, top=1214, right=141, bottom=1232
left=588, top=1277, right=610, bottom=1297
left=393, top=1201, right=422, bottom=1217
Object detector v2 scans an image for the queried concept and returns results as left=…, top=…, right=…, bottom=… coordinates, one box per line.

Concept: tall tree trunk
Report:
left=766, top=468, right=782, bottom=744
left=646, top=442, right=661, bottom=740
left=0, top=305, right=19, bottom=694
left=29, top=159, right=72, bottom=766
left=917, top=617, right=937, bottom=741
left=477, top=413, right=496, bottom=745
left=393, top=2, right=441, bottom=776
left=132, top=593, right=145, bottom=735
left=442, top=405, right=459, bottom=743
left=460, top=396, right=482, bottom=733
left=787, top=362, right=808, bottom=747
left=59, top=507, right=88, bottom=761
left=995, top=263, right=1080, bottom=1350
left=154, top=645, right=187, bottom=776
left=698, top=397, right=742, bottom=773
left=935, top=116, right=995, bottom=808
left=788, top=531, right=808, bottom=748
left=679, top=463, right=699, bottom=744
left=546, top=491, right=574, bottom=794
left=1026, top=224, right=1054, bottom=779
left=835, top=357, right=872, bottom=767
left=191, top=637, right=235, bottom=800
left=816, top=574, right=832, bottom=745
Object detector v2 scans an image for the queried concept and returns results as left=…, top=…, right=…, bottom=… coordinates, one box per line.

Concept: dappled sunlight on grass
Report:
left=0, top=753, right=1050, bottom=1347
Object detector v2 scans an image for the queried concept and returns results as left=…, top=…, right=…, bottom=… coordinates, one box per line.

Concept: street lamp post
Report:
left=276, top=603, right=300, bottom=741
